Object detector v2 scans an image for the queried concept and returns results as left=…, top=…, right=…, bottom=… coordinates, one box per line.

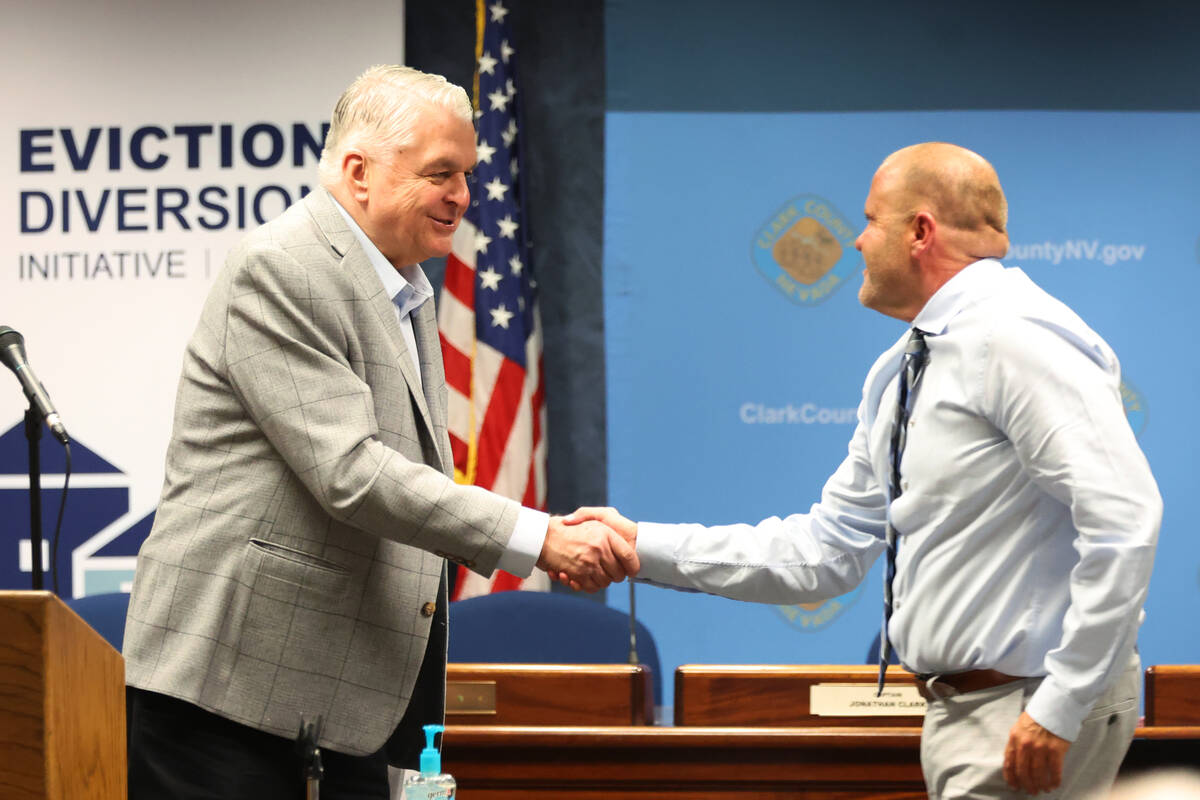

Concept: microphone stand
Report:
left=627, top=579, right=638, bottom=666
left=24, top=406, right=45, bottom=591
left=297, top=714, right=324, bottom=800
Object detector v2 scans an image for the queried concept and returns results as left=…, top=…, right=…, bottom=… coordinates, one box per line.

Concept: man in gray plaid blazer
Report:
left=123, top=65, right=637, bottom=800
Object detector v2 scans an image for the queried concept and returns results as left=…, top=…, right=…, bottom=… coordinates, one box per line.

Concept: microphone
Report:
left=0, top=326, right=69, bottom=444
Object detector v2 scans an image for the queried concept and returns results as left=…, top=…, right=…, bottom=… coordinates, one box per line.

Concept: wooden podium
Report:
left=0, top=591, right=126, bottom=800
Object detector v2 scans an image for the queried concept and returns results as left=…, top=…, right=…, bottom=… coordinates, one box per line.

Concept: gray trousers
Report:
left=920, top=652, right=1140, bottom=800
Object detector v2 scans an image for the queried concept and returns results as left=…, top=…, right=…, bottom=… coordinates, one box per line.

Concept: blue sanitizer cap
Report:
left=419, top=724, right=444, bottom=775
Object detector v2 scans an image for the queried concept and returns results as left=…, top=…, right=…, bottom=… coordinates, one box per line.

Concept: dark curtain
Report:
left=405, top=0, right=608, bottom=519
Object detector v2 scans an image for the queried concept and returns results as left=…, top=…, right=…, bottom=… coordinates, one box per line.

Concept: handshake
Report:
left=534, top=507, right=640, bottom=593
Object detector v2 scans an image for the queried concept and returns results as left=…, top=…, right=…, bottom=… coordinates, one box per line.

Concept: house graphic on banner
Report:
left=0, top=422, right=153, bottom=598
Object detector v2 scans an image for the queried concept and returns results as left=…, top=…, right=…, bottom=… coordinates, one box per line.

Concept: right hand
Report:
left=536, top=516, right=640, bottom=593
left=549, top=507, right=639, bottom=590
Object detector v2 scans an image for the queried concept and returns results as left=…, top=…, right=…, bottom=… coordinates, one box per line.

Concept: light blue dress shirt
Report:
left=331, top=198, right=546, bottom=576
left=637, top=259, right=1161, bottom=741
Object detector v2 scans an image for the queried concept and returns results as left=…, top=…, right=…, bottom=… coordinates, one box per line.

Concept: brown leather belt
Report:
left=916, top=669, right=1024, bottom=701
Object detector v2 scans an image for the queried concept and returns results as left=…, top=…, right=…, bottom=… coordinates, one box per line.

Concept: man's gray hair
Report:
left=318, top=64, right=473, bottom=187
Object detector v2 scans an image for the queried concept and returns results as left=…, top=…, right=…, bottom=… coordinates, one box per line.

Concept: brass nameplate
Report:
left=810, top=683, right=926, bottom=716
left=446, top=681, right=497, bottom=714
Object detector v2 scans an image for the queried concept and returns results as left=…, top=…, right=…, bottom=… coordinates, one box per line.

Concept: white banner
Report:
left=1, top=0, right=405, bottom=596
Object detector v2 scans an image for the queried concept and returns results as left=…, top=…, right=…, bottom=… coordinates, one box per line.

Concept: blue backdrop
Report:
left=604, top=105, right=1200, bottom=710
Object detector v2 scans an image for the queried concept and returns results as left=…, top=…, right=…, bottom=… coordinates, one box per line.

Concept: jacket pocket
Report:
left=1083, top=696, right=1136, bottom=722
left=248, top=538, right=349, bottom=575
left=245, top=538, right=351, bottom=606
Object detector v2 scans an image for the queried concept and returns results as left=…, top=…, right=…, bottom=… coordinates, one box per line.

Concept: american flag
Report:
left=439, top=0, right=549, bottom=599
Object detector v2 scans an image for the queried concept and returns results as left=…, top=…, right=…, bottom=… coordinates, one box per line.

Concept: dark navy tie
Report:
left=878, top=328, right=929, bottom=696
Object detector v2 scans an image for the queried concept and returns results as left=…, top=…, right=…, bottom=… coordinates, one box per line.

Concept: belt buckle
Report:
left=916, top=674, right=958, bottom=702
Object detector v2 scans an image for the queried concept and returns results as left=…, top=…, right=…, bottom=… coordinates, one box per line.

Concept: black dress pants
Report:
left=127, top=687, right=390, bottom=800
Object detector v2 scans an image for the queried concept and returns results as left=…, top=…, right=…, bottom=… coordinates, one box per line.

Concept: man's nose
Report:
left=449, top=174, right=470, bottom=207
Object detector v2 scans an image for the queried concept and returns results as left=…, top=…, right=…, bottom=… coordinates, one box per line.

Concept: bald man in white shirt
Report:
left=565, top=142, right=1160, bottom=799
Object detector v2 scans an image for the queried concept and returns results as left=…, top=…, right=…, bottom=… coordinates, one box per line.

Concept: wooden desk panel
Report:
left=443, top=725, right=1200, bottom=799
left=1144, top=666, right=1200, bottom=726
left=446, top=664, right=654, bottom=726
left=442, top=725, right=928, bottom=799
left=440, top=663, right=1200, bottom=797
left=675, top=665, right=924, bottom=727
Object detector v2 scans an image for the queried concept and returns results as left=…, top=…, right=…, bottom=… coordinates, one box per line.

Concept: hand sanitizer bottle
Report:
left=403, top=724, right=456, bottom=800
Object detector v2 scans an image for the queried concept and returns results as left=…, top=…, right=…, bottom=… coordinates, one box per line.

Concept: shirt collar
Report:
left=330, top=197, right=434, bottom=320
left=911, top=258, right=1004, bottom=336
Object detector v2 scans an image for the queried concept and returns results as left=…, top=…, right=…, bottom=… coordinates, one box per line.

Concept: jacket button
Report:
left=421, top=602, right=437, bottom=617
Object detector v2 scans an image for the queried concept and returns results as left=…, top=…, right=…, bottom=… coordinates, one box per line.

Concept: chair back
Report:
left=449, top=591, right=663, bottom=704
left=64, top=591, right=130, bottom=652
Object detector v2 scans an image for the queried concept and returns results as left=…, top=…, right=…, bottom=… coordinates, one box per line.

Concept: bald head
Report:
left=855, top=142, right=1012, bottom=321
left=878, top=142, right=1009, bottom=260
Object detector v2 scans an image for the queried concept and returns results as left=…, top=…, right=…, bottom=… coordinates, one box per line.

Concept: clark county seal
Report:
left=775, top=584, right=865, bottom=632
left=1120, top=378, right=1148, bottom=437
left=752, top=194, right=859, bottom=306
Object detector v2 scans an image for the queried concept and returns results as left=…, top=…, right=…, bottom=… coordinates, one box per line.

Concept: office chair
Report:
left=448, top=590, right=663, bottom=705
left=64, top=591, right=130, bottom=652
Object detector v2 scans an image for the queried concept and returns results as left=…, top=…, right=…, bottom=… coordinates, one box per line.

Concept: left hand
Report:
left=1003, top=711, right=1071, bottom=794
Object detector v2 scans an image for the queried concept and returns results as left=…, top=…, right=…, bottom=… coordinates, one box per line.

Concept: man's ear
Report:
left=910, top=210, right=936, bottom=257
left=342, top=150, right=369, bottom=203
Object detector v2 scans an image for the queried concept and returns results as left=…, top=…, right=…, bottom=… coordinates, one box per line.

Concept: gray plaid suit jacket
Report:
left=124, top=187, right=520, bottom=758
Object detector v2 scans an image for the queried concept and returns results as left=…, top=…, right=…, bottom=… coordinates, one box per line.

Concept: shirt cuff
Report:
left=636, top=521, right=689, bottom=586
left=1024, top=673, right=1090, bottom=742
left=495, top=507, right=549, bottom=577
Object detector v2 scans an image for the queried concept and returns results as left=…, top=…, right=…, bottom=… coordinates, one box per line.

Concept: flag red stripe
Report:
left=490, top=570, right=524, bottom=592
left=521, top=456, right=538, bottom=507
left=440, top=333, right=471, bottom=395
left=473, top=359, right=525, bottom=489
left=531, top=353, right=546, bottom=448
left=443, top=252, right=474, bottom=307
left=523, top=354, right=546, bottom=508
left=448, top=430, right=468, bottom=475
left=451, top=564, right=471, bottom=601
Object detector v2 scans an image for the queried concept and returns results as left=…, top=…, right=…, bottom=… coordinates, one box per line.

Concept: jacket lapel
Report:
left=412, top=301, right=453, bottom=473
left=303, top=188, right=439, bottom=445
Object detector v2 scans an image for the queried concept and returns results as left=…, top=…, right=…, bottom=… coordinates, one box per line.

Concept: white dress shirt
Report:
left=637, top=259, right=1161, bottom=741
left=331, top=198, right=546, bottom=576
